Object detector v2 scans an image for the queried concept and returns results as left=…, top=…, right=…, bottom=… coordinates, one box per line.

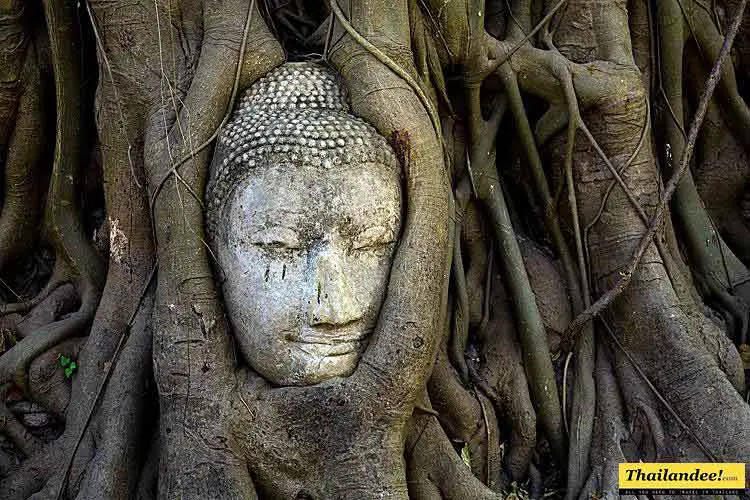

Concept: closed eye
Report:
left=249, top=227, right=301, bottom=249
left=352, top=225, right=396, bottom=250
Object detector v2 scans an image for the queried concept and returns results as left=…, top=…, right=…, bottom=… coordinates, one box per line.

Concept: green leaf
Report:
left=460, top=443, right=471, bottom=468
left=61, top=358, right=77, bottom=379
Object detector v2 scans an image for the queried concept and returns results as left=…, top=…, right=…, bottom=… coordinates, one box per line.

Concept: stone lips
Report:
left=205, top=62, right=400, bottom=238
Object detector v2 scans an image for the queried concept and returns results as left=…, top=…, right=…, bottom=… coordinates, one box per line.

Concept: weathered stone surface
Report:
left=206, top=62, right=402, bottom=386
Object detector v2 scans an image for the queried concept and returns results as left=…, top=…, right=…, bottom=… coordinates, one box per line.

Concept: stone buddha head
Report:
left=206, top=63, right=402, bottom=386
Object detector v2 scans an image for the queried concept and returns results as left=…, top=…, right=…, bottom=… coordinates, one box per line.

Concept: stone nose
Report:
left=308, top=241, right=363, bottom=327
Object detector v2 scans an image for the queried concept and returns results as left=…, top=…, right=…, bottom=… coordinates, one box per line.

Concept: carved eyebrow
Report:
left=248, top=226, right=302, bottom=248
left=247, top=208, right=304, bottom=224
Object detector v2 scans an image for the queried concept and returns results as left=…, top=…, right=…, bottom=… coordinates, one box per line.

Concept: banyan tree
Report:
left=0, top=0, right=749, bottom=498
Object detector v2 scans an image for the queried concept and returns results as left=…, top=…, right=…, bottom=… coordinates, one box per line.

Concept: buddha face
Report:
left=216, top=160, right=402, bottom=385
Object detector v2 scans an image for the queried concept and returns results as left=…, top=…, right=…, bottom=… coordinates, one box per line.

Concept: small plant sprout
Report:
left=58, top=354, right=78, bottom=379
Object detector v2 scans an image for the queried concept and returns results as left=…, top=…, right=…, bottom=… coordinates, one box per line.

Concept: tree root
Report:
left=0, top=302, right=94, bottom=393
left=62, top=288, right=154, bottom=499
left=0, top=280, right=63, bottom=319
left=471, top=264, right=537, bottom=482
left=564, top=326, right=594, bottom=500
left=450, top=177, right=473, bottom=382
left=428, top=350, right=483, bottom=446
left=1, top=1, right=747, bottom=498
left=0, top=397, right=42, bottom=458
left=690, top=84, right=750, bottom=265
left=27, top=337, right=84, bottom=418
left=0, top=38, right=45, bottom=277
left=406, top=410, right=500, bottom=499
left=0, top=270, right=156, bottom=500
left=564, top=0, right=748, bottom=339
left=466, top=78, right=565, bottom=465
left=12, top=284, right=78, bottom=340
left=577, top=341, right=629, bottom=500
left=462, top=200, right=490, bottom=329
left=428, top=345, right=503, bottom=488
left=0, top=0, right=108, bottom=397
left=655, top=0, right=750, bottom=344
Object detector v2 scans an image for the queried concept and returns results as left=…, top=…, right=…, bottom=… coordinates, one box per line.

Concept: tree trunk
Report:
left=0, top=0, right=748, bottom=498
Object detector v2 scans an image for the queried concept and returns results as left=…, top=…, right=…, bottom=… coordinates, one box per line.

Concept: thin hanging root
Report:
left=449, top=177, right=472, bottom=382
left=472, top=387, right=497, bottom=488
left=543, top=40, right=588, bottom=441
left=466, top=83, right=565, bottom=464
left=562, top=351, right=572, bottom=434
left=498, top=65, right=585, bottom=317
left=540, top=49, right=596, bottom=500
left=564, top=0, right=748, bottom=339
left=494, top=65, right=596, bottom=489
left=541, top=42, right=591, bottom=307
left=480, top=247, right=492, bottom=332
left=327, top=0, right=441, bottom=142
left=148, top=0, right=256, bottom=217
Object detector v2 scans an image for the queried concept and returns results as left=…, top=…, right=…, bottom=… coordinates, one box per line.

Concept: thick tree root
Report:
left=577, top=342, right=629, bottom=500
left=27, top=337, right=84, bottom=418
left=0, top=43, right=45, bottom=276
left=691, top=93, right=750, bottom=265
left=0, top=396, right=41, bottom=459
left=11, top=284, right=78, bottom=340
left=656, top=0, right=750, bottom=343
left=466, top=83, right=565, bottom=464
left=571, top=75, right=750, bottom=468
left=428, top=347, right=503, bottom=488
left=0, top=303, right=93, bottom=393
left=468, top=237, right=569, bottom=482
left=406, top=410, right=500, bottom=499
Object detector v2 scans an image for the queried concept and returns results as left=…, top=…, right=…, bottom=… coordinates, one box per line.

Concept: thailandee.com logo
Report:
left=619, top=463, right=747, bottom=495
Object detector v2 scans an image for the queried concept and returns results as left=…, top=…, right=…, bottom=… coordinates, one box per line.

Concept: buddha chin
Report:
left=206, top=62, right=402, bottom=386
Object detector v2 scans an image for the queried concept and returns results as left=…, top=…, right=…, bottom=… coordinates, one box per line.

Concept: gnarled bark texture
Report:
left=0, top=0, right=748, bottom=498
